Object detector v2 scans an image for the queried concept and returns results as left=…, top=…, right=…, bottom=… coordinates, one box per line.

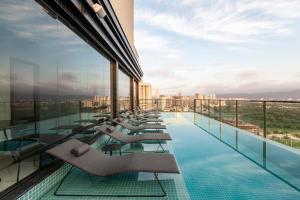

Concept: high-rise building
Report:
left=195, top=93, right=216, bottom=100
left=195, top=93, right=204, bottom=99
left=158, top=95, right=172, bottom=111
left=154, top=89, right=160, bottom=98
left=139, top=82, right=152, bottom=110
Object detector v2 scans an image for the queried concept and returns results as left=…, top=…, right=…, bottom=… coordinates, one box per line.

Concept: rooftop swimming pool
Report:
left=40, top=112, right=300, bottom=200
left=164, top=112, right=300, bottom=200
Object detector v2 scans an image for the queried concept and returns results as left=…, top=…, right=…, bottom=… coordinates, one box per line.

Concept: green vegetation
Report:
left=271, top=138, right=300, bottom=148
left=197, top=100, right=300, bottom=149
left=238, top=102, right=300, bottom=136
left=237, top=102, right=300, bottom=148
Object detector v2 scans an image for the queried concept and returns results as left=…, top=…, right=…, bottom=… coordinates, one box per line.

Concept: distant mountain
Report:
left=217, top=90, right=300, bottom=100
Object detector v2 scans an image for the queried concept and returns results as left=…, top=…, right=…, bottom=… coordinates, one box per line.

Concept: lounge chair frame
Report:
left=98, top=125, right=169, bottom=153
left=53, top=166, right=167, bottom=197
left=46, top=139, right=179, bottom=197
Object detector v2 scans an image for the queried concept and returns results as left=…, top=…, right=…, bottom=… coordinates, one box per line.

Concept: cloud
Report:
left=135, top=29, right=183, bottom=59
left=59, top=72, right=78, bottom=83
left=189, top=68, right=300, bottom=94
left=145, top=69, right=190, bottom=82
left=134, top=28, right=186, bottom=77
left=135, top=0, right=300, bottom=96
left=145, top=69, right=173, bottom=78
left=136, top=0, right=300, bottom=43
left=237, top=70, right=258, bottom=80
left=0, top=1, right=38, bottom=22
left=145, top=66, right=300, bottom=95
left=0, top=0, right=84, bottom=46
left=135, top=30, right=168, bottom=51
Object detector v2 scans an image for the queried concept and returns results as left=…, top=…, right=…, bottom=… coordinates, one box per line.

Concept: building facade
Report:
left=0, top=0, right=142, bottom=198
left=139, top=82, right=152, bottom=110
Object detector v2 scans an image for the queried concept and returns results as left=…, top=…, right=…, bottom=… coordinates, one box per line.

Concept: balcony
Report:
left=1, top=0, right=300, bottom=199
left=0, top=99, right=300, bottom=199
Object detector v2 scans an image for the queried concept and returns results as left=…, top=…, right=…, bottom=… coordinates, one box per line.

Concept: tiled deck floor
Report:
left=40, top=142, right=190, bottom=199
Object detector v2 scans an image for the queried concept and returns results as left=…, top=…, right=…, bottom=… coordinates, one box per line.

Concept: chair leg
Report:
left=17, top=161, right=21, bottom=182
left=3, top=129, right=8, bottom=151
left=54, top=171, right=166, bottom=197
left=154, top=173, right=167, bottom=197
left=54, top=166, right=73, bottom=196
left=156, top=142, right=165, bottom=153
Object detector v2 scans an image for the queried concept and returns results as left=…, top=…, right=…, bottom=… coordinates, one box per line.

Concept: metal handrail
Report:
left=138, top=98, right=300, bottom=145
left=194, top=99, right=300, bottom=140
left=139, top=98, right=300, bottom=103
left=194, top=98, right=300, bottom=103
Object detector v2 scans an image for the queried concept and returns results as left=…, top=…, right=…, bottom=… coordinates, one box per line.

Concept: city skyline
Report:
left=135, top=0, right=300, bottom=96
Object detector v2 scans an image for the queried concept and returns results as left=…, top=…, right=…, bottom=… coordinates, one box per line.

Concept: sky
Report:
left=134, top=0, right=300, bottom=96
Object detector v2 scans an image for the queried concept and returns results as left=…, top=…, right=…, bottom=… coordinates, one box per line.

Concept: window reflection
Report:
left=0, top=0, right=111, bottom=191
left=118, top=69, right=130, bottom=112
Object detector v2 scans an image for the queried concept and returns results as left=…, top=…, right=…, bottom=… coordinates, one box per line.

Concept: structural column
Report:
left=136, top=81, right=140, bottom=108
left=111, top=62, right=119, bottom=118
left=130, top=77, right=134, bottom=111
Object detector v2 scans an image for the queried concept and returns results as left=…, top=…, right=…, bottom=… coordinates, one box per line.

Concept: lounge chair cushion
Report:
left=47, top=139, right=180, bottom=176
left=98, top=125, right=171, bottom=143
left=71, top=144, right=90, bottom=157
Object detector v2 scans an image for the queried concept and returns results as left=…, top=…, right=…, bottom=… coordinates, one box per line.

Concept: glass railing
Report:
left=266, top=102, right=300, bottom=148
left=0, top=99, right=110, bottom=191
left=129, top=98, right=300, bottom=150
left=163, top=97, right=300, bottom=189
left=194, top=114, right=300, bottom=191
left=2, top=97, right=300, bottom=191
left=195, top=99, right=300, bottom=149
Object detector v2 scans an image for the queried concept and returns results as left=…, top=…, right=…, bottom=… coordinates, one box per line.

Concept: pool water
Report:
left=40, top=112, right=300, bottom=200
left=163, top=112, right=300, bottom=200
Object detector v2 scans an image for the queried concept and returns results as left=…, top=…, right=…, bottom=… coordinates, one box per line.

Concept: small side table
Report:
left=102, top=144, right=122, bottom=156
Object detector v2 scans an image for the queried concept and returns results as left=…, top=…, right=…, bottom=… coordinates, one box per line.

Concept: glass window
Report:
left=118, top=69, right=130, bottom=112
left=0, top=0, right=110, bottom=190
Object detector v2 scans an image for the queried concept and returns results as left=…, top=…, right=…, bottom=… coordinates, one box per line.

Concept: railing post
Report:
left=208, top=99, right=211, bottom=117
left=235, top=130, right=239, bottom=150
left=200, top=99, right=203, bottom=114
left=219, top=100, right=221, bottom=121
left=194, top=99, right=196, bottom=113
left=263, top=141, right=267, bottom=168
left=263, top=101, right=267, bottom=138
left=235, top=100, right=238, bottom=127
